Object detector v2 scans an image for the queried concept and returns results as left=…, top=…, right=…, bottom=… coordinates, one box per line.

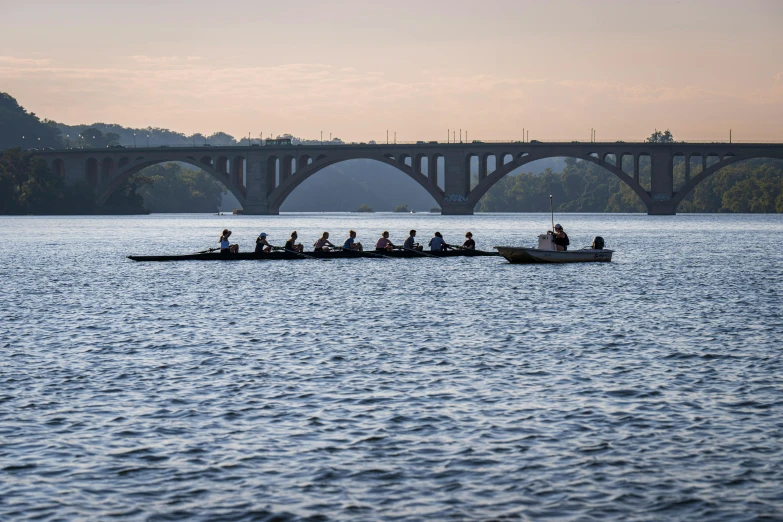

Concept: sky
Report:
left=1, top=0, right=782, bottom=142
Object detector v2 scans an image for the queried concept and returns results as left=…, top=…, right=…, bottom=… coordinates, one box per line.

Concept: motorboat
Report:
left=495, top=233, right=613, bottom=264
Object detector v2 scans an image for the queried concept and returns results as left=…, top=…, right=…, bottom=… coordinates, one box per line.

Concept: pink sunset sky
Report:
left=1, top=0, right=782, bottom=142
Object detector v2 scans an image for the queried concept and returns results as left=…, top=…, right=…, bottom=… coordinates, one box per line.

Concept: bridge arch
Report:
left=94, top=157, right=248, bottom=208
left=267, top=154, right=445, bottom=212
left=467, top=153, right=653, bottom=208
left=672, top=153, right=783, bottom=209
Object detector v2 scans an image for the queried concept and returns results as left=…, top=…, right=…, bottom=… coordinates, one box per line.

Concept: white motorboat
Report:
left=495, top=233, right=613, bottom=264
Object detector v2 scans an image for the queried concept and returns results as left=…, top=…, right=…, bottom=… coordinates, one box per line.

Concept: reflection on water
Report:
left=1, top=213, right=782, bottom=520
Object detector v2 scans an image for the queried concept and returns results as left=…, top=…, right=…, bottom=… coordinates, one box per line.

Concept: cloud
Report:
left=127, top=55, right=181, bottom=65
left=0, top=56, right=49, bottom=66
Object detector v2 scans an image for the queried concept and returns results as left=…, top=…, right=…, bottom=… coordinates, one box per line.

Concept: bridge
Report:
left=36, top=141, right=783, bottom=215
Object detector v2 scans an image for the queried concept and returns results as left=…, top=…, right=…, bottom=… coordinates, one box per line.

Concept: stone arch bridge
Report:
left=37, top=142, right=783, bottom=214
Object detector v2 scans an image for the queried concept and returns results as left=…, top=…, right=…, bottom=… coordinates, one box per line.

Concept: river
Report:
left=1, top=213, right=782, bottom=520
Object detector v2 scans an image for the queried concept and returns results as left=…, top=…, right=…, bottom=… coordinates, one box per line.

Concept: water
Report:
left=1, top=213, right=782, bottom=521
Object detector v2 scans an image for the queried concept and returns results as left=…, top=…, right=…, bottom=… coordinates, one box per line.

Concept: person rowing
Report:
left=219, top=229, right=239, bottom=254
left=313, top=231, right=336, bottom=252
left=403, top=229, right=422, bottom=251
left=285, top=231, right=304, bottom=253
left=255, top=232, right=273, bottom=253
left=343, top=230, right=364, bottom=251
left=375, top=231, right=396, bottom=252
left=462, top=231, right=475, bottom=250
left=428, top=231, right=451, bottom=252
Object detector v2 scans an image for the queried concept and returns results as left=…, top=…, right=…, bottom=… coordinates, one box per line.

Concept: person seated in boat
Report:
left=343, top=230, right=363, bottom=251
left=428, top=231, right=451, bottom=252
left=403, top=230, right=422, bottom=251
left=462, top=231, right=475, bottom=250
left=284, top=231, right=304, bottom=253
left=313, top=232, right=336, bottom=252
left=547, top=224, right=569, bottom=251
left=255, top=232, right=273, bottom=253
left=375, top=231, right=396, bottom=251
left=219, top=229, right=239, bottom=254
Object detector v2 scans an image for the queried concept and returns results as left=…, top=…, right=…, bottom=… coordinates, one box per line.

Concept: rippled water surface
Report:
left=2, top=213, right=782, bottom=521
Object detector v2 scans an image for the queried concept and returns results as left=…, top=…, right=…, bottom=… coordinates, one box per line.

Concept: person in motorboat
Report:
left=314, top=232, right=336, bottom=252
left=428, top=231, right=451, bottom=252
left=462, top=232, right=475, bottom=250
left=549, top=224, right=569, bottom=251
left=219, top=229, right=239, bottom=254
left=343, top=230, right=364, bottom=251
left=255, top=232, right=273, bottom=253
left=376, top=231, right=396, bottom=251
left=284, top=231, right=304, bottom=253
left=403, top=229, right=422, bottom=251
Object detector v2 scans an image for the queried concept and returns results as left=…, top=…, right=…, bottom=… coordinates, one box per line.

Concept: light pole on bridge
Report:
left=133, top=133, right=136, bottom=148
left=146, top=134, right=150, bottom=147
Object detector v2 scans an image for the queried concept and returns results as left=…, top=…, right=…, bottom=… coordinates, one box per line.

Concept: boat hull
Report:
left=128, top=249, right=500, bottom=262
left=494, top=246, right=613, bottom=264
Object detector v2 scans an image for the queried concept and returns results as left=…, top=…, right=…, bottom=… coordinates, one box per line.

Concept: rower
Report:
left=549, top=224, right=569, bottom=251
left=428, top=231, right=450, bottom=252
left=255, top=232, right=273, bottom=253
left=462, top=231, right=475, bottom=250
left=285, top=231, right=304, bottom=253
left=343, top=230, right=364, bottom=251
left=375, top=231, right=396, bottom=251
left=403, top=229, right=422, bottom=251
left=313, top=231, right=336, bottom=252
left=219, top=229, right=238, bottom=254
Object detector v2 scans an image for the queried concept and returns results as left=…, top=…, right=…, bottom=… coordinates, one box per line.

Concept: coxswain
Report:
left=255, top=232, right=273, bottom=253
left=343, top=230, right=364, bottom=251
left=549, top=224, right=570, bottom=251
left=462, top=231, right=475, bottom=250
left=428, top=231, right=450, bottom=252
left=313, top=231, right=336, bottom=252
left=375, top=231, right=396, bottom=251
left=284, top=231, right=304, bottom=253
left=403, top=229, right=422, bottom=251
left=219, top=229, right=238, bottom=254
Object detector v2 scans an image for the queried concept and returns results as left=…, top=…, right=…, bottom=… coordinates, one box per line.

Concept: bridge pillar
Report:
left=64, top=157, right=85, bottom=185
left=441, top=152, right=473, bottom=215
left=647, top=150, right=676, bottom=215
left=243, top=151, right=278, bottom=215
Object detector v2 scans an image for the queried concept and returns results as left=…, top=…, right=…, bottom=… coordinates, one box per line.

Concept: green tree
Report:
left=646, top=129, right=675, bottom=143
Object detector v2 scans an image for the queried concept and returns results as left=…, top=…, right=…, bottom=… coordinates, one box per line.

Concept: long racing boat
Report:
left=127, top=249, right=500, bottom=262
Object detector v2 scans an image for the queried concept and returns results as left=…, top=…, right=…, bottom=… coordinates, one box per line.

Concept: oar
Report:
left=336, top=246, right=388, bottom=259
left=279, top=247, right=318, bottom=259
left=194, top=247, right=220, bottom=254
left=401, top=246, right=437, bottom=258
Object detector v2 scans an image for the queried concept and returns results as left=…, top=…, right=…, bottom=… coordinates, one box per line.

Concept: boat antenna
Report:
left=550, top=195, right=554, bottom=233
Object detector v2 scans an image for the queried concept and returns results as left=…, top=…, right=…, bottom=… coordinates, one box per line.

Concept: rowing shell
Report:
left=127, top=249, right=500, bottom=262
left=494, top=246, right=613, bottom=263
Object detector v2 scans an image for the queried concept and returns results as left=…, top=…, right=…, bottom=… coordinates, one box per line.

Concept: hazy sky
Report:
left=2, top=0, right=782, bottom=141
